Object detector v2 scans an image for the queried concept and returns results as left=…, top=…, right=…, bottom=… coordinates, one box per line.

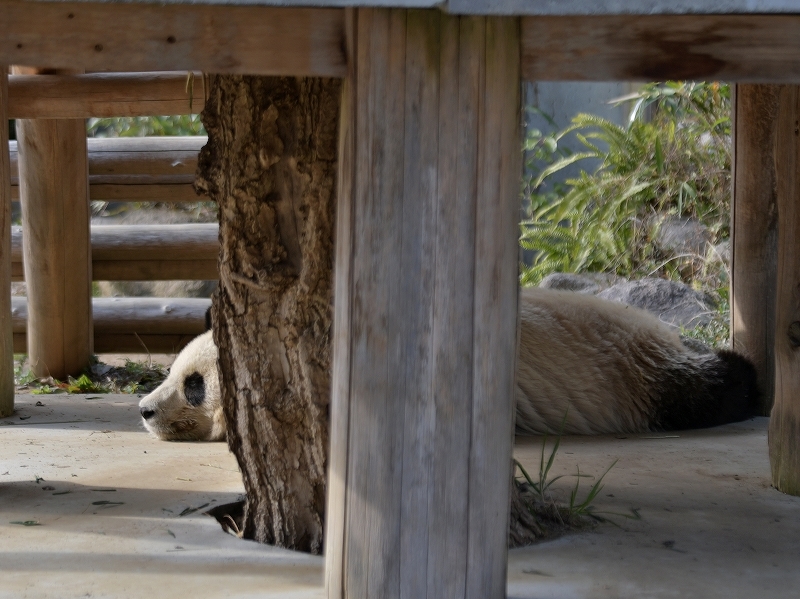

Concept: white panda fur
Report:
left=515, top=287, right=757, bottom=435
left=139, top=287, right=758, bottom=441
left=138, top=331, right=225, bottom=441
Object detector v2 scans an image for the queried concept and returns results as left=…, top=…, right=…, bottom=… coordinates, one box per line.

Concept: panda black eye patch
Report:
left=184, top=372, right=206, bottom=407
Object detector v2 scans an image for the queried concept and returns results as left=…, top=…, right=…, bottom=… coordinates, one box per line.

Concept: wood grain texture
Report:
left=16, top=77, right=93, bottom=379
left=0, top=1, right=346, bottom=77
left=325, top=9, right=520, bottom=599
left=769, top=86, right=800, bottom=496
left=11, top=296, right=208, bottom=333
left=730, top=85, right=780, bottom=414
left=8, top=71, right=205, bottom=118
left=11, top=224, right=218, bottom=281
left=521, top=15, right=800, bottom=82
left=0, top=66, right=13, bottom=416
left=10, top=136, right=207, bottom=202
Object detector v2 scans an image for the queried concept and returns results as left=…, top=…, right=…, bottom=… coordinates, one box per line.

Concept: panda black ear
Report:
left=205, top=306, right=213, bottom=332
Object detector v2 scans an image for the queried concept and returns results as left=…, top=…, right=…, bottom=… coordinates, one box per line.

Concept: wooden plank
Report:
left=0, top=2, right=346, bottom=77
left=426, top=14, right=478, bottom=599
left=90, top=224, right=218, bottom=262
left=324, top=8, right=356, bottom=597
left=325, top=9, right=519, bottom=599
left=92, top=260, right=218, bottom=281
left=16, top=68, right=93, bottom=379
left=8, top=71, right=204, bottom=119
left=11, top=296, right=208, bottom=335
left=770, top=86, right=800, bottom=496
left=12, top=296, right=208, bottom=354
left=521, top=15, right=800, bottom=82
left=466, top=16, right=520, bottom=598
left=730, top=84, right=780, bottom=415
left=10, top=136, right=206, bottom=201
left=11, top=225, right=218, bottom=281
left=0, top=66, right=13, bottom=416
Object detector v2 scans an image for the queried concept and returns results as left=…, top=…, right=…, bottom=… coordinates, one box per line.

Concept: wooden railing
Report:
left=7, top=71, right=216, bottom=369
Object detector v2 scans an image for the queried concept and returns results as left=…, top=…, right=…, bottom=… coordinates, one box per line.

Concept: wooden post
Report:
left=325, top=9, right=521, bottom=599
left=15, top=68, right=92, bottom=379
left=770, top=86, right=800, bottom=495
left=0, top=66, right=13, bottom=416
left=731, top=85, right=780, bottom=414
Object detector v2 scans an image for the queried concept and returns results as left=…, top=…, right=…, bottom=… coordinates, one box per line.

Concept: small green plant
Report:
left=66, top=374, right=107, bottom=394
left=567, top=460, right=618, bottom=518
left=512, top=411, right=636, bottom=539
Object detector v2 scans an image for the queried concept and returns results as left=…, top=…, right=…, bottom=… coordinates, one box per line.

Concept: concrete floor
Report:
left=2, top=394, right=799, bottom=598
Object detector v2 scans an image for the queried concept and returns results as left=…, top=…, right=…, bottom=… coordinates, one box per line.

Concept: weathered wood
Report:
left=0, top=66, right=13, bottom=416
left=91, top=260, right=218, bottom=282
left=0, top=2, right=346, bottom=77
left=11, top=224, right=218, bottom=281
left=11, top=296, right=208, bottom=353
left=8, top=71, right=204, bottom=119
left=770, top=86, right=800, bottom=496
left=521, top=15, right=800, bottom=82
left=730, top=85, right=780, bottom=414
left=10, top=136, right=206, bottom=202
left=16, top=69, right=93, bottom=379
left=325, top=10, right=520, bottom=599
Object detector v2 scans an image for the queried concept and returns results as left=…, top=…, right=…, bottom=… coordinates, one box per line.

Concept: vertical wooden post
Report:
left=0, top=66, right=14, bottom=416
left=15, top=69, right=92, bottom=379
left=770, top=86, right=800, bottom=495
left=325, top=9, right=521, bottom=599
left=731, top=84, right=780, bottom=414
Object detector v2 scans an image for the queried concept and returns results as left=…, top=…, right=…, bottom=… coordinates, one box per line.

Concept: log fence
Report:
left=5, top=70, right=215, bottom=379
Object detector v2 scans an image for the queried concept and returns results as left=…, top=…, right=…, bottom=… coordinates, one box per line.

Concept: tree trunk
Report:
left=197, top=73, right=539, bottom=556
left=196, top=75, right=340, bottom=554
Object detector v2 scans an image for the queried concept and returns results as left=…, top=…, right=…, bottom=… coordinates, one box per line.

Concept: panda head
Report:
left=138, top=331, right=224, bottom=441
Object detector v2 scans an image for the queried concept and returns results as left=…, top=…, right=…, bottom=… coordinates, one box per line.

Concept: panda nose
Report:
left=140, top=407, right=156, bottom=420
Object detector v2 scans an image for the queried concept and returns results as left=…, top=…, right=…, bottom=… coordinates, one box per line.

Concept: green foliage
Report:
left=520, top=82, right=731, bottom=293
left=87, top=114, right=205, bottom=137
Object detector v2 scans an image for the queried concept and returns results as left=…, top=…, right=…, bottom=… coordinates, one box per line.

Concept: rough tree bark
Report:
left=196, top=75, right=340, bottom=554
left=196, top=74, right=538, bottom=555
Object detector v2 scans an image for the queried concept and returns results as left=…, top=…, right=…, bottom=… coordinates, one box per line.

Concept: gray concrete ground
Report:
left=1, top=394, right=798, bottom=598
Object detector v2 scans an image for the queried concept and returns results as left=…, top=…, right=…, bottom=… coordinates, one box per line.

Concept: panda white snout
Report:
left=137, top=331, right=225, bottom=442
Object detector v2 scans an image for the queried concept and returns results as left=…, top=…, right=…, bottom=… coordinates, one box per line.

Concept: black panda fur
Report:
left=139, top=287, right=758, bottom=441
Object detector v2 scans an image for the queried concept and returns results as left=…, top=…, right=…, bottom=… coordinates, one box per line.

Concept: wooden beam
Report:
left=11, top=224, right=219, bottom=281
left=15, top=67, right=93, bottom=380
left=8, top=71, right=204, bottom=119
left=11, top=296, right=209, bottom=353
left=730, top=85, right=780, bottom=415
left=9, top=136, right=207, bottom=202
left=325, top=10, right=520, bottom=599
left=521, top=15, right=800, bottom=82
left=770, top=85, right=800, bottom=496
left=0, top=2, right=346, bottom=77
left=0, top=66, right=13, bottom=417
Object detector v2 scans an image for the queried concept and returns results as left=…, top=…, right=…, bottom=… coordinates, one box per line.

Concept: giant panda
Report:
left=139, top=287, right=758, bottom=441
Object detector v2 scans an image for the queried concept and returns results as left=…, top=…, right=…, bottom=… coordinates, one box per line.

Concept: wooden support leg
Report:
left=325, top=9, right=521, bottom=599
left=15, top=69, right=92, bottom=379
left=0, top=66, right=14, bottom=416
left=731, top=84, right=780, bottom=414
left=770, top=86, right=800, bottom=495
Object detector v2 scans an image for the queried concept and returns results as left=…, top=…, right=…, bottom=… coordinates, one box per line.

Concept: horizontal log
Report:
left=11, top=224, right=219, bottom=281
left=0, top=2, right=346, bottom=77
left=92, top=260, right=218, bottom=281
left=12, top=296, right=209, bottom=354
left=521, top=15, right=800, bottom=82
left=10, top=136, right=206, bottom=202
left=8, top=71, right=204, bottom=119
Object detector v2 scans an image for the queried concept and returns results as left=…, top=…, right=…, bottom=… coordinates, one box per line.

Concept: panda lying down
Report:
left=138, top=287, right=759, bottom=441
